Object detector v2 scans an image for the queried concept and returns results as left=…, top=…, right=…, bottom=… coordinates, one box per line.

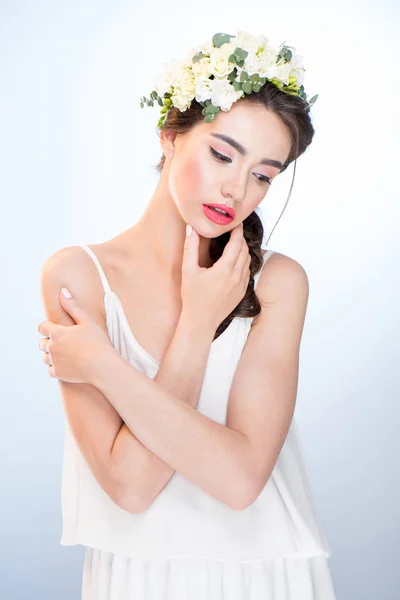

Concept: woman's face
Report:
left=163, top=100, right=292, bottom=238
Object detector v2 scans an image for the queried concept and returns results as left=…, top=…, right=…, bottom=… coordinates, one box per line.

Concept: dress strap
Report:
left=254, top=249, right=275, bottom=289
left=79, top=245, right=113, bottom=295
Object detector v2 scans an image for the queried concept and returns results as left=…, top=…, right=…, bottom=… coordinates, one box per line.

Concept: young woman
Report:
left=38, top=31, right=337, bottom=600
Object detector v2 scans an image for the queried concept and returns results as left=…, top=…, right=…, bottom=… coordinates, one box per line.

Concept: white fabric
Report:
left=59, top=244, right=337, bottom=599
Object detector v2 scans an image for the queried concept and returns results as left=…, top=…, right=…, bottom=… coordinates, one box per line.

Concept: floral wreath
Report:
left=139, top=30, right=318, bottom=129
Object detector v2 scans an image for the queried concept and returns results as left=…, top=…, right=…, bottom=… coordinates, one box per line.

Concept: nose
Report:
left=221, top=176, right=246, bottom=205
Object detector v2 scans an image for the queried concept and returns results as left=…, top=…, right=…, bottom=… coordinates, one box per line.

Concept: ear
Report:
left=160, top=129, right=177, bottom=160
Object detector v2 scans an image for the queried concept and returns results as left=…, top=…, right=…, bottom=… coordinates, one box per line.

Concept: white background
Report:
left=1, top=1, right=399, bottom=598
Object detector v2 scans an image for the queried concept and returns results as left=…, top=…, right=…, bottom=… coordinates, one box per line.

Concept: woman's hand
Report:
left=181, top=222, right=251, bottom=333
left=37, top=289, right=115, bottom=384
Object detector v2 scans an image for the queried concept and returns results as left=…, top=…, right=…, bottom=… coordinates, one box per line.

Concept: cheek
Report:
left=181, top=154, right=209, bottom=193
left=170, top=154, right=211, bottom=214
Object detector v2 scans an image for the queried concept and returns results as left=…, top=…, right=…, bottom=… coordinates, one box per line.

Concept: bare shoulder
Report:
left=260, top=249, right=309, bottom=283
left=256, top=250, right=309, bottom=313
left=248, top=249, right=309, bottom=357
left=39, top=245, right=107, bottom=329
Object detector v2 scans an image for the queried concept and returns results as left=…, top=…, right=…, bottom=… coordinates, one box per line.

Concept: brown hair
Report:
left=153, top=80, right=315, bottom=340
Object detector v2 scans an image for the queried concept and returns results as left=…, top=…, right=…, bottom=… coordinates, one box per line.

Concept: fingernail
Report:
left=186, top=224, right=192, bottom=237
left=61, top=287, right=72, bottom=298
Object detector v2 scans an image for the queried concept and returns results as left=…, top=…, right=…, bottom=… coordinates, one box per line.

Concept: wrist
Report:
left=177, top=311, right=216, bottom=346
left=88, top=345, right=122, bottom=389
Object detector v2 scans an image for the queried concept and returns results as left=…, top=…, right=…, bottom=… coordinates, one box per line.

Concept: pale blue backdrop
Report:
left=1, top=0, right=399, bottom=599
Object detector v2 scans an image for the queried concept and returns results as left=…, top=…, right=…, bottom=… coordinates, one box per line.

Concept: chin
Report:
left=195, top=223, right=234, bottom=239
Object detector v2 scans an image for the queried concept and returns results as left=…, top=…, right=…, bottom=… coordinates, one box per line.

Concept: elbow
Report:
left=115, top=482, right=151, bottom=514
left=230, top=488, right=255, bottom=511
left=230, top=469, right=270, bottom=511
left=228, top=476, right=258, bottom=511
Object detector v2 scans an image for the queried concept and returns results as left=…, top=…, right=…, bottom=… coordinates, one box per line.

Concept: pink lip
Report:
left=202, top=204, right=234, bottom=225
left=204, top=203, right=236, bottom=219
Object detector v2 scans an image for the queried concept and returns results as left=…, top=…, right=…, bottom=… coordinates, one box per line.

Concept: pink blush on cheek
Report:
left=183, top=154, right=209, bottom=195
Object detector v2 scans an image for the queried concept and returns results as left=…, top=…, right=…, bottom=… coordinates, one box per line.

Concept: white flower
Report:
left=182, top=46, right=201, bottom=67
left=155, top=58, right=183, bottom=97
left=191, top=56, right=212, bottom=80
left=210, top=79, right=244, bottom=111
left=274, top=61, right=292, bottom=86
left=257, top=44, right=279, bottom=79
left=148, top=30, right=314, bottom=128
left=195, top=78, right=213, bottom=102
left=242, top=50, right=259, bottom=76
left=234, top=30, right=269, bottom=55
left=289, top=53, right=305, bottom=85
left=199, top=38, right=215, bottom=56
left=170, top=65, right=196, bottom=110
left=209, top=42, right=237, bottom=79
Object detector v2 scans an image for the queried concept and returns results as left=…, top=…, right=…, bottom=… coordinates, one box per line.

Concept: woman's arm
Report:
left=89, top=254, right=307, bottom=512
left=40, top=247, right=213, bottom=511
left=110, top=314, right=215, bottom=511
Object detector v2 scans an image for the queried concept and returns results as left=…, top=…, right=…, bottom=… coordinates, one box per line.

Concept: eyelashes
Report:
left=209, top=146, right=272, bottom=185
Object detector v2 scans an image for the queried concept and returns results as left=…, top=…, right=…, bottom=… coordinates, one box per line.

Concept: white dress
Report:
left=59, top=244, right=337, bottom=600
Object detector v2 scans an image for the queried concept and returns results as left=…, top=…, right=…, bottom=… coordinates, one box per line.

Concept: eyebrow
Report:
left=210, top=133, right=283, bottom=170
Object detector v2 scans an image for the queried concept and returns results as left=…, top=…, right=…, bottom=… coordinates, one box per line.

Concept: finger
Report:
left=59, top=289, right=90, bottom=325
left=42, top=352, right=52, bottom=366
left=232, top=243, right=250, bottom=288
left=48, top=365, right=57, bottom=378
left=218, top=224, right=246, bottom=270
left=236, top=241, right=251, bottom=273
left=182, top=224, right=200, bottom=274
left=242, top=249, right=252, bottom=285
left=39, top=338, right=50, bottom=352
left=37, top=320, right=56, bottom=337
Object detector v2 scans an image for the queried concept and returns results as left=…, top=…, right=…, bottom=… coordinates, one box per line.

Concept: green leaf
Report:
left=249, top=74, right=259, bottom=83
left=242, top=82, right=252, bottom=94
left=252, top=83, right=261, bottom=92
left=284, top=49, right=292, bottom=61
left=231, top=80, right=242, bottom=91
left=240, top=71, right=249, bottom=83
left=204, top=103, right=220, bottom=114
left=309, top=94, right=319, bottom=105
left=233, top=47, right=248, bottom=61
left=192, top=51, right=205, bottom=63
left=212, top=32, right=234, bottom=48
left=204, top=114, right=214, bottom=123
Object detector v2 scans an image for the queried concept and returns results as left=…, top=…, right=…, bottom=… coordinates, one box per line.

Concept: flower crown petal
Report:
left=139, top=30, right=317, bottom=128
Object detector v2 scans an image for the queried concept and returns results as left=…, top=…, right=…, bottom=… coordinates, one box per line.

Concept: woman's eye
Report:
left=209, top=146, right=271, bottom=185
left=255, top=174, right=272, bottom=185
left=209, top=146, right=231, bottom=162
